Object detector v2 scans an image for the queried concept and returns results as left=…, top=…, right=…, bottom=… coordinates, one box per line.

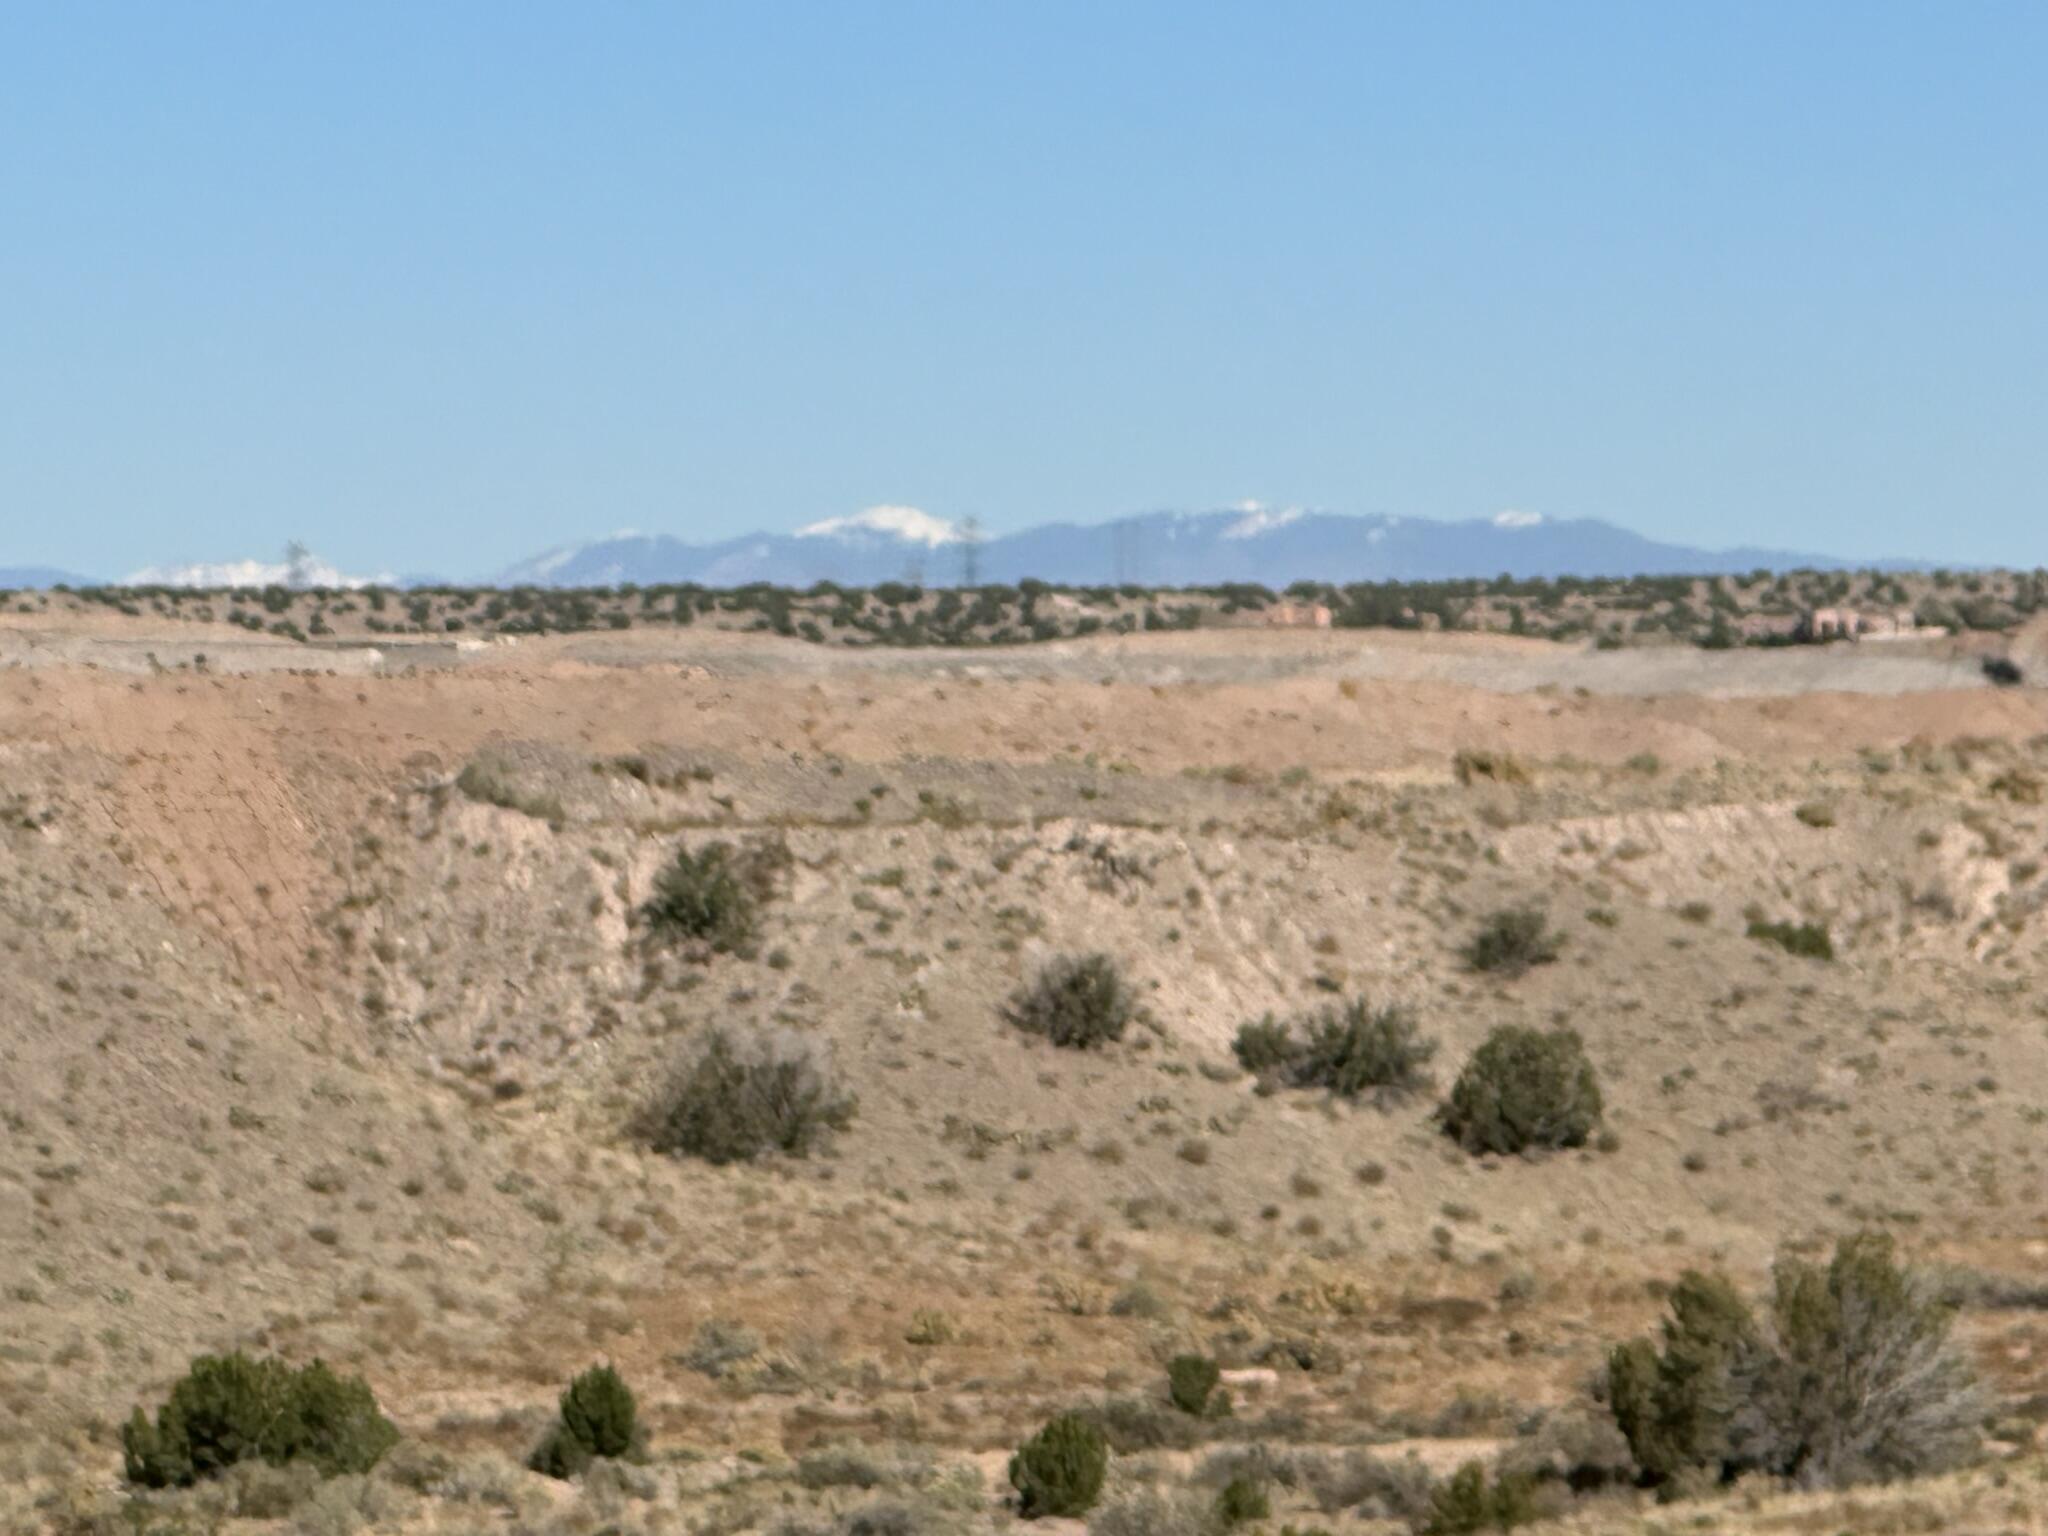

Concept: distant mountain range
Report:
left=496, top=505, right=1919, bottom=589
left=1, top=507, right=1928, bottom=592
left=0, top=566, right=98, bottom=589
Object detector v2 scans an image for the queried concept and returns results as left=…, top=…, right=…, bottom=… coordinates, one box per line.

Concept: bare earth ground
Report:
left=4, top=617, right=2048, bottom=1534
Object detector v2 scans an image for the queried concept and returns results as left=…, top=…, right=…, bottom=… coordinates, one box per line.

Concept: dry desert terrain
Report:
left=5, top=611, right=2048, bottom=1534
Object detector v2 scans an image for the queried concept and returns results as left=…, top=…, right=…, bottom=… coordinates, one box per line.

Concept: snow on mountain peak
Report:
left=1493, top=509, right=1544, bottom=529
left=1221, top=504, right=1305, bottom=539
left=121, top=550, right=390, bottom=589
left=795, top=505, right=959, bottom=548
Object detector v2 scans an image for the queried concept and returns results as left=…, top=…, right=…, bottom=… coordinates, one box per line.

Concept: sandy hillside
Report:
left=4, top=616, right=2047, bottom=1535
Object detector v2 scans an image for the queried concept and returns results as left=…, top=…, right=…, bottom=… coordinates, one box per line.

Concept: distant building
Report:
left=1800, top=606, right=1925, bottom=642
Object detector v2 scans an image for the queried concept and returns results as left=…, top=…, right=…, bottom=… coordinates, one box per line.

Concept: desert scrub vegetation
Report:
left=1746, top=916, right=1834, bottom=960
left=529, top=1363, right=639, bottom=1479
left=1168, top=1354, right=1232, bottom=1418
left=1452, top=748, right=1530, bottom=786
left=1463, top=905, right=1562, bottom=976
left=122, top=1353, right=398, bottom=1488
left=1009, top=1411, right=1109, bottom=1518
left=1608, top=1232, right=1982, bottom=1492
left=638, top=1026, right=855, bottom=1164
left=454, top=755, right=566, bottom=824
left=1232, top=999, right=1436, bottom=1103
left=641, top=838, right=790, bottom=957
left=1423, top=1460, right=1540, bottom=1534
left=1440, top=1026, right=1602, bottom=1154
left=1213, top=1472, right=1272, bottom=1525
left=1005, top=952, right=1137, bottom=1049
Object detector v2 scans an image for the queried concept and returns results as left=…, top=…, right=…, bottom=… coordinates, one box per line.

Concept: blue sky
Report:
left=3, top=2, right=2044, bottom=578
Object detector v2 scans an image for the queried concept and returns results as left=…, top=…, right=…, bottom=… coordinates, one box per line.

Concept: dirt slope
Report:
left=2, top=616, right=2046, bottom=1534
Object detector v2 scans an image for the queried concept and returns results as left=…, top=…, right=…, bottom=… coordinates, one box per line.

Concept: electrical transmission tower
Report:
left=959, top=516, right=983, bottom=587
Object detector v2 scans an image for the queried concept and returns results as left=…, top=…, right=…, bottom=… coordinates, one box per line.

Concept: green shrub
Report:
left=123, top=1353, right=398, bottom=1488
left=529, top=1364, right=639, bottom=1480
left=1233, top=1000, right=1436, bottom=1103
left=560, top=1364, right=637, bottom=1459
left=1167, top=1354, right=1229, bottom=1417
left=1423, top=1460, right=1538, bottom=1534
left=1463, top=906, right=1562, bottom=976
left=639, top=1027, right=855, bottom=1164
left=1746, top=918, right=1834, bottom=961
left=1440, top=1026, right=1602, bottom=1155
left=641, top=840, right=786, bottom=956
left=1005, top=953, right=1136, bottom=1049
left=1290, top=1000, right=1436, bottom=1100
left=526, top=1422, right=593, bottom=1480
left=1008, top=1412, right=1108, bottom=1518
left=1214, top=1473, right=1271, bottom=1525
left=1606, top=1271, right=1779, bottom=1484
left=1608, top=1234, right=1982, bottom=1491
left=1231, top=1015, right=1297, bottom=1076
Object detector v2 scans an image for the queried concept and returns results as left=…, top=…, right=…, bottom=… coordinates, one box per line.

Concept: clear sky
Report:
left=3, top=2, right=2044, bottom=578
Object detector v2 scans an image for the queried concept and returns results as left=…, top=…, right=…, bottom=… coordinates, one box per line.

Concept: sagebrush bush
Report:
left=1232, top=1000, right=1436, bottom=1103
left=1214, top=1473, right=1271, bottom=1525
left=639, top=1027, right=855, bottom=1164
left=454, top=756, right=565, bottom=823
left=123, top=1354, right=398, bottom=1488
left=1453, top=748, right=1531, bottom=786
left=1746, top=918, right=1834, bottom=961
left=641, top=839, right=787, bottom=955
left=795, top=1440, right=936, bottom=1492
left=1230, top=1015, right=1297, bottom=1076
left=1771, top=1233, right=1983, bottom=1484
left=1086, top=1486, right=1217, bottom=1536
left=1008, top=1412, right=1108, bottom=1517
left=1300, top=1448, right=1436, bottom=1521
left=1005, top=953, right=1136, bottom=1049
left=1463, top=906, right=1562, bottom=976
left=1440, top=1026, right=1602, bottom=1155
left=1292, top=1000, right=1436, bottom=1100
left=1077, top=1395, right=1206, bottom=1453
left=1608, top=1233, right=1982, bottom=1491
left=1167, top=1354, right=1229, bottom=1418
left=526, top=1423, right=593, bottom=1481
left=529, top=1363, right=638, bottom=1479
left=1423, top=1460, right=1539, bottom=1534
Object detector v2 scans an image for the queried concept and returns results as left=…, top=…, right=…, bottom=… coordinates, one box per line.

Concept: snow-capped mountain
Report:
left=496, top=504, right=1905, bottom=589
left=121, top=553, right=394, bottom=589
